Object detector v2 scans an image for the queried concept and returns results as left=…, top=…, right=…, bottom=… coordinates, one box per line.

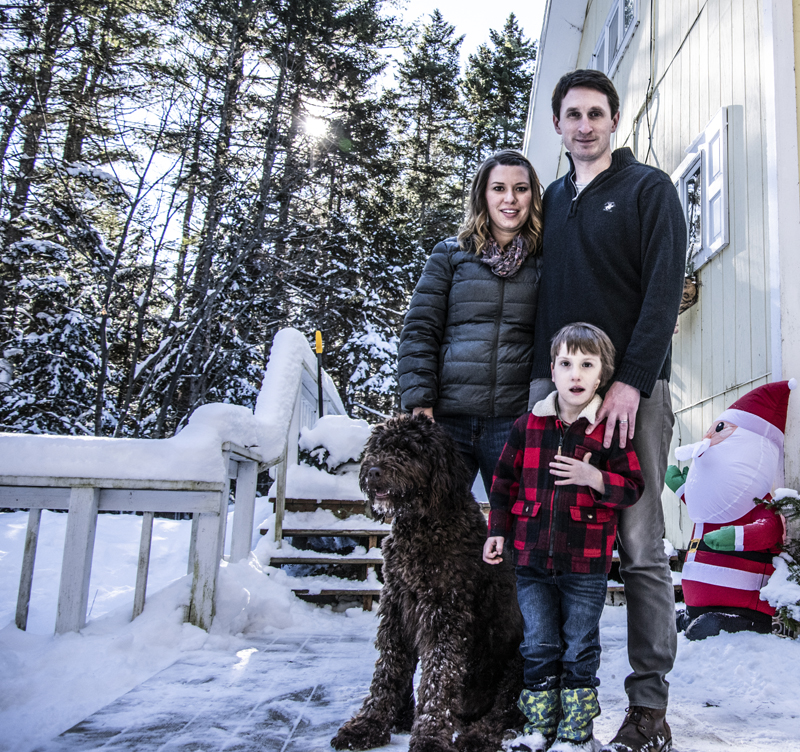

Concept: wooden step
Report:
left=270, top=497, right=369, bottom=518
left=607, top=582, right=682, bottom=592
left=292, top=587, right=382, bottom=611
left=280, top=528, right=390, bottom=538
left=269, top=554, right=382, bottom=566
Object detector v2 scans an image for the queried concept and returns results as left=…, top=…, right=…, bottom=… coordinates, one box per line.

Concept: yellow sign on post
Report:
left=314, top=331, right=324, bottom=419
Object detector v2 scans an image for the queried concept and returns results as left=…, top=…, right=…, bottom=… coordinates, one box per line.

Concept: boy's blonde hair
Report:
left=550, top=323, right=616, bottom=387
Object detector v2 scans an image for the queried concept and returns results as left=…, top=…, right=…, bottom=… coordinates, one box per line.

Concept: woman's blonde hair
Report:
left=457, top=149, right=544, bottom=256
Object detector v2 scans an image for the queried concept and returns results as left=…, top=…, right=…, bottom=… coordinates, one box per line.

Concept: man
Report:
left=528, top=70, right=686, bottom=752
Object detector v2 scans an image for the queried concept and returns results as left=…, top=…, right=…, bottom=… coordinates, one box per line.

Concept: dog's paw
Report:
left=331, top=716, right=391, bottom=750
left=409, top=734, right=459, bottom=752
left=454, top=728, right=499, bottom=752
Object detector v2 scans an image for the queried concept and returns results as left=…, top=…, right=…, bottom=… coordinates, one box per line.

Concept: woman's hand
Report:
left=483, top=536, right=505, bottom=564
left=549, top=452, right=605, bottom=493
left=412, top=407, right=434, bottom=420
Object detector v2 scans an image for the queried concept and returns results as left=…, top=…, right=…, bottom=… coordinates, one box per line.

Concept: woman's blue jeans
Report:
left=515, top=563, right=608, bottom=691
left=434, top=414, right=516, bottom=497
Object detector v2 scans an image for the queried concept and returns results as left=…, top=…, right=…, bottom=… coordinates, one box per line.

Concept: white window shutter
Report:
left=672, top=107, right=730, bottom=272
left=702, top=107, right=729, bottom=258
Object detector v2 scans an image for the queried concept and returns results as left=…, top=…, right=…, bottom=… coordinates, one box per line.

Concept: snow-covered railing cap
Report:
left=253, top=328, right=345, bottom=460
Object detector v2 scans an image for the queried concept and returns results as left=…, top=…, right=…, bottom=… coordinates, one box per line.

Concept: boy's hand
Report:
left=483, top=536, right=505, bottom=564
left=550, top=452, right=605, bottom=494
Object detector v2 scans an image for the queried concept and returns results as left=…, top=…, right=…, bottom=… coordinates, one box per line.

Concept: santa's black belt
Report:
left=689, top=539, right=775, bottom=563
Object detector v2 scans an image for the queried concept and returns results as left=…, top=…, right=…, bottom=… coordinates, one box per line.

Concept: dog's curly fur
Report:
left=331, top=414, right=524, bottom=752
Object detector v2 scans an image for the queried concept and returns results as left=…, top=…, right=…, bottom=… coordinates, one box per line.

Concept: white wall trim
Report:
left=761, top=0, right=800, bottom=489
left=761, top=0, right=800, bottom=382
left=523, top=0, right=590, bottom=187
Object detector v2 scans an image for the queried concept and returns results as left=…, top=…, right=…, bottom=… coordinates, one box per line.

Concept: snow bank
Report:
left=0, top=501, right=376, bottom=752
left=0, top=402, right=257, bottom=483
left=761, top=554, right=800, bottom=622
left=268, top=461, right=363, bottom=500
left=299, top=414, right=372, bottom=469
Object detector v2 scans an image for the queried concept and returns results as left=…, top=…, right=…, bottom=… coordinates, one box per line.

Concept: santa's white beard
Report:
left=684, top=429, right=779, bottom=523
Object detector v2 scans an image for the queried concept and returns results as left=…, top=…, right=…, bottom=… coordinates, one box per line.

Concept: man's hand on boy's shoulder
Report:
left=590, top=381, right=640, bottom=449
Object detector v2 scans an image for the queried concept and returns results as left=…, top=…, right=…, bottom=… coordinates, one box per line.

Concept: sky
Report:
left=397, top=0, right=548, bottom=65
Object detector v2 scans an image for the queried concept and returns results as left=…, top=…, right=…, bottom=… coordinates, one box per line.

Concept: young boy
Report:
left=484, top=323, right=644, bottom=752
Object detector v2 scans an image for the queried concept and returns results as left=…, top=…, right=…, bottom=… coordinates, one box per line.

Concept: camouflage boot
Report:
left=512, top=688, right=561, bottom=752
left=550, top=687, right=600, bottom=751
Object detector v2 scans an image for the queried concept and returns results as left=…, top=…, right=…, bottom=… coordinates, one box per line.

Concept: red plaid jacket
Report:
left=488, top=392, right=644, bottom=574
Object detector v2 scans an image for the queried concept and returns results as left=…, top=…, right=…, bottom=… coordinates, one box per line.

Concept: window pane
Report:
left=596, top=38, right=606, bottom=72
left=686, top=165, right=702, bottom=260
left=624, top=0, right=635, bottom=31
left=707, top=130, right=721, bottom=180
left=609, top=7, right=620, bottom=58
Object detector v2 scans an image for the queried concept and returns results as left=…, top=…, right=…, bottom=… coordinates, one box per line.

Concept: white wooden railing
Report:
left=269, top=357, right=347, bottom=546
left=0, top=328, right=346, bottom=634
left=3, top=443, right=266, bottom=633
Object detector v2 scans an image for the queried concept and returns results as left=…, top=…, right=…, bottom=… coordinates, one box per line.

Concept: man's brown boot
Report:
left=601, top=706, right=672, bottom=752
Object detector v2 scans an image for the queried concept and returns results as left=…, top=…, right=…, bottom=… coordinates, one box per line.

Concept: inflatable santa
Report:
left=666, top=379, right=795, bottom=640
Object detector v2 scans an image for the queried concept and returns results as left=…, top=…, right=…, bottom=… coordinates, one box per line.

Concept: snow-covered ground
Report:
left=2, top=502, right=800, bottom=752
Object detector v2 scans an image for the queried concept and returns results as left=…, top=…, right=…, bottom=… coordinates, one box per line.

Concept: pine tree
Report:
left=763, top=491, right=800, bottom=634
left=462, top=14, right=537, bottom=162
left=392, top=10, right=467, bottom=250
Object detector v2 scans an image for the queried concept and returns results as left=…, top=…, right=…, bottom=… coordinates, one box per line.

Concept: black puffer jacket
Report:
left=397, top=237, right=541, bottom=418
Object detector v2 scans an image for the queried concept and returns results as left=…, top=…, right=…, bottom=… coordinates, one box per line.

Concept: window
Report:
left=592, top=0, right=639, bottom=77
left=672, top=108, right=730, bottom=272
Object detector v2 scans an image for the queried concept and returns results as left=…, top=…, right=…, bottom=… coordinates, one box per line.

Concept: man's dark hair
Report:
left=551, top=69, right=620, bottom=119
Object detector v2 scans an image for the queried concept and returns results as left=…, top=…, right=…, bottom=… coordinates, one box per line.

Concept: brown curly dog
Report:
left=331, top=413, right=524, bottom=752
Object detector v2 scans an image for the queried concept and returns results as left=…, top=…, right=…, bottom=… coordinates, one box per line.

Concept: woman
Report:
left=397, top=149, right=544, bottom=495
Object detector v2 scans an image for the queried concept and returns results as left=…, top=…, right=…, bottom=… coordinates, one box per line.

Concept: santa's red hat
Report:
left=718, top=378, right=796, bottom=450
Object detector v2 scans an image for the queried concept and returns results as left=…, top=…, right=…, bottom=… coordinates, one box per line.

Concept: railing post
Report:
left=188, top=493, right=226, bottom=631
left=132, top=512, right=154, bottom=620
left=55, top=486, right=100, bottom=634
left=273, top=452, right=288, bottom=549
left=218, top=447, right=234, bottom=561
left=230, top=460, right=258, bottom=562
left=16, top=508, right=42, bottom=630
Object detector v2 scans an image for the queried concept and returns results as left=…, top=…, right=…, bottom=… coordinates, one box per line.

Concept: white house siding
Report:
left=546, top=0, right=774, bottom=547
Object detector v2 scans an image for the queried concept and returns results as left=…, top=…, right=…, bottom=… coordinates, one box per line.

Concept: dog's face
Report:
left=359, top=413, right=468, bottom=520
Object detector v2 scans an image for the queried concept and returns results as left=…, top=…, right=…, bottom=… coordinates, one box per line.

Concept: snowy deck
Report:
left=24, top=608, right=800, bottom=752
left=2, top=504, right=800, bottom=752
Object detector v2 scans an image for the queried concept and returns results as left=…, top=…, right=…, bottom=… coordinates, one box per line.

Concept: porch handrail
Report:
left=0, top=328, right=347, bottom=634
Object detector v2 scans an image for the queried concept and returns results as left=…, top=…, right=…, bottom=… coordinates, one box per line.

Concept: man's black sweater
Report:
left=531, top=147, right=687, bottom=398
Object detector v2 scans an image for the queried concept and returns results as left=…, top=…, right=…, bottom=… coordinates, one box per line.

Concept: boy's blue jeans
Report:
left=515, top=563, right=608, bottom=691
left=434, top=414, right=516, bottom=497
